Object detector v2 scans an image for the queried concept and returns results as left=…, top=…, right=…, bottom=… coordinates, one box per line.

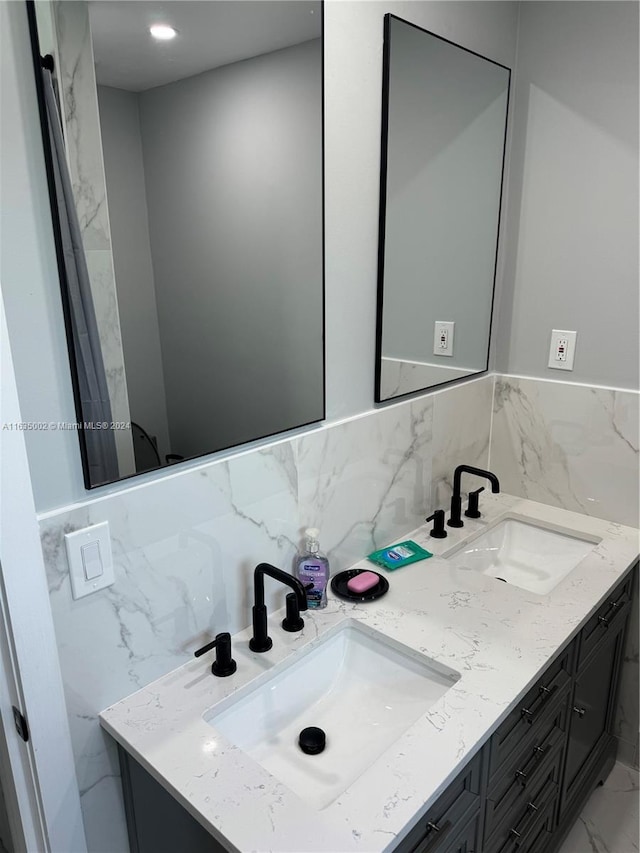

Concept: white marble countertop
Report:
left=100, top=494, right=639, bottom=853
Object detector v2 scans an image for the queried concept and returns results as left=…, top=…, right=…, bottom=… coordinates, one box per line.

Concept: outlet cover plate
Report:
left=434, top=321, right=455, bottom=357
left=548, top=329, right=577, bottom=371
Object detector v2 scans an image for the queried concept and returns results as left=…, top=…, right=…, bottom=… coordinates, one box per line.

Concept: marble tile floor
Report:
left=557, top=762, right=639, bottom=853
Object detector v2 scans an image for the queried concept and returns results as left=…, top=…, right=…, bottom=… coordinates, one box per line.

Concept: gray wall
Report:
left=97, top=85, right=171, bottom=461
left=138, top=39, right=323, bottom=459
left=324, top=1, right=519, bottom=416
left=382, top=18, right=509, bottom=370
left=496, top=1, right=639, bottom=389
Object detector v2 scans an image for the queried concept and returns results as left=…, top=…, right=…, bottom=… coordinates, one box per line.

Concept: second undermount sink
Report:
left=205, top=620, right=459, bottom=809
left=445, top=515, right=599, bottom=595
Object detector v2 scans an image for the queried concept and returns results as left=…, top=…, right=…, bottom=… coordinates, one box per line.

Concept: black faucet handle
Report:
left=282, top=592, right=303, bottom=632
left=465, top=487, right=485, bottom=519
left=426, top=509, right=448, bottom=538
left=194, top=632, right=237, bottom=677
left=282, top=584, right=313, bottom=633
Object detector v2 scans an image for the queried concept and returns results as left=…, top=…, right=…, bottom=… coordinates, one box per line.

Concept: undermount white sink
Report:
left=205, top=620, right=459, bottom=809
left=445, top=515, right=599, bottom=595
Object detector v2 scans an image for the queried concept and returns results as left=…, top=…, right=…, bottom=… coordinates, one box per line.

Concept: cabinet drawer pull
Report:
left=573, top=706, right=586, bottom=717
left=521, top=683, right=557, bottom=723
left=527, top=801, right=539, bottom=813
left=509, top=828, right=522, bottom=839
left=515, top=769, right=528, bottom=782
left=534, top=745, right=546, bottom=756
left=609, top=600, right=622, bottom=609
left=598, top=615, right=609, bottom=628
left=413, top=820, right=452, bottom=853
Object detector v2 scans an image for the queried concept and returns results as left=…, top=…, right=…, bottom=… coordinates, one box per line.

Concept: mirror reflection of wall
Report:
left=31, top=0, right=324, bottom=486
left=376, top=15, right=510, bottom=402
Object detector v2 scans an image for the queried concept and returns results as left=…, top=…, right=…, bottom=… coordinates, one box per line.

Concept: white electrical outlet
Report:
left=434, top=321, right=455, bottom=357
left=548, top=329, right=577, bottom=371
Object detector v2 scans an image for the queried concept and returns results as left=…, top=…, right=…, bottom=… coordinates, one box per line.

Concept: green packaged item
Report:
left=367, top=540, right=432, bottom=571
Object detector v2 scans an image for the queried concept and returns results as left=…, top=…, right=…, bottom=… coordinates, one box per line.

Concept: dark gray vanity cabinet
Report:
left=119, top=748, right=225, bottom=853
left=561, top=629, right=619, bottom=804
left=396, top=566, right=635, bottom=853
left=555, top=569, right=634, bottom=836
left=396, top=751, right=484, bottom=853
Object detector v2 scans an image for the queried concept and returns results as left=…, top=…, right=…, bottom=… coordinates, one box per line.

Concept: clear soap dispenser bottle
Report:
left=295, top=528, right=329, bottom=609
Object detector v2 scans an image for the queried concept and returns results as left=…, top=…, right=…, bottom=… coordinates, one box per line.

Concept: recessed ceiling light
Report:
left=149, top=24, right=177, bottom=41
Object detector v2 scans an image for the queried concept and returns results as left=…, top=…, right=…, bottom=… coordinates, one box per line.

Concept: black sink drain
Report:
left=298, top=726, right=326, bottom=755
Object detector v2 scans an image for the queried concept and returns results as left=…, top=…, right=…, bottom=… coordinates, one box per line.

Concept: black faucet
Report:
left=249, top=563, right=309, bottom=653
left=194, top=632, right=237, bottom=677
left=426, top=509, right=447, bottom=538
left=448, top=465, right=500, bottom=528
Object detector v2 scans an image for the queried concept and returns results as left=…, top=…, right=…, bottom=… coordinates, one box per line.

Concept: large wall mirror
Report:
left=28, top=0, right=324, bottom=488
left=375, top=14, right=510, bottom=402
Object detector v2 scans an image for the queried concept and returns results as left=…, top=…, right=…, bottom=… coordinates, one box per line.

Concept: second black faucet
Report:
left=448, top=465, right=500, bottom=528
left=249, top=563, right=309, bottom=653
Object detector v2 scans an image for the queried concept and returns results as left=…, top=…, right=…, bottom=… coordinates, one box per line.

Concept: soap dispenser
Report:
left=295, top=528, right=329, bottom=609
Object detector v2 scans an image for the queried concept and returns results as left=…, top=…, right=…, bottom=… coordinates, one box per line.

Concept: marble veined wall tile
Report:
left=379, top=358, right=475, bottom=400
left=54, top=1, right=134, bottom=479
left=491, top=375, right=639, bottom=768
left=431, top=375, right=494, bottom=508
left=491, top=377, right=639, bottom=528
left=39, top=441, right=299, bottom=852
left=54, top=1, right=111, bottom=251
left=84, top=250, right=134, bottom=475
left=296, top=395, right=433, bottom=571
left=37, top=382, right=494, bottom=851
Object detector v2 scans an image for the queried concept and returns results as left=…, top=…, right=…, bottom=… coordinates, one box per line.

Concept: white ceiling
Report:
left=89, top=1, right=321, bottom=92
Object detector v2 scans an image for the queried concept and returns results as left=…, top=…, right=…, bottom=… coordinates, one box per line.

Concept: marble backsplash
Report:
left=379, top=357, right=475, bottom=400
left=38, top=375, right=493, bottom=853
left=490, top=375, right=639, bottom=769
left=491, top=376, right=639, bottom=529
left=37, top=372, right=638, bottom=850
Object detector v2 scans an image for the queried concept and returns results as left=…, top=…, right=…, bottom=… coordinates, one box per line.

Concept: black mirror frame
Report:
left=24, top=0, right=326, bottom=490
left=374, top=13, right=511, bottom=404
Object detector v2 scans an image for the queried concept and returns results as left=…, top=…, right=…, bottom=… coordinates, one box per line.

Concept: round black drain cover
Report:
left=298, top=726, right=326, bottom=755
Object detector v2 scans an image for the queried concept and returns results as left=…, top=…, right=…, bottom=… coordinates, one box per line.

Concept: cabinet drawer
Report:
left=396, top=751, right=482, bottom=853
left=485, top=688, right=568, bottom=841
left=488, top=644, right=573, bottom=777
left=411, top=805, right=480, bottom=853
left=520, top=793, right=557, bottom=853
left=486, top=752, right=561, bottom=853
left=577, top=572, right=632, bottom=671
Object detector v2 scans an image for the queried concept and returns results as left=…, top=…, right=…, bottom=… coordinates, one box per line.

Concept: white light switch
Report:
left=434, top=321, right=455, bottom=357
left=65, top=522, right=114, bottom=599
left=548, top=329, right=577, bottom=371
left=81, top=542, right=103, bottom=581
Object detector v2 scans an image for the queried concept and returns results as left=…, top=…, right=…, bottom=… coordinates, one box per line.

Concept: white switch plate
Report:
left=65, top=522, right=114, bottom=599
left=548, top=329, right=577, bottom=371
left=434, top=321, right=455, bottom=357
